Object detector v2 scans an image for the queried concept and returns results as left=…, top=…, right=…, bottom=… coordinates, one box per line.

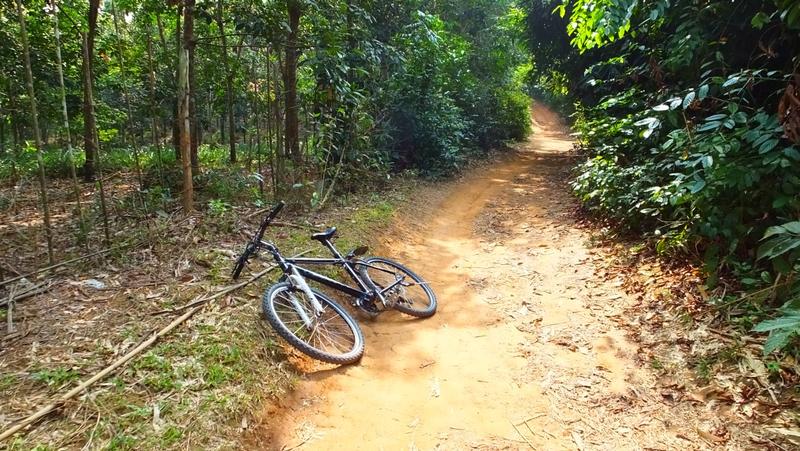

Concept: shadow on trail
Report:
left=250, top=104, right=581, bottom=450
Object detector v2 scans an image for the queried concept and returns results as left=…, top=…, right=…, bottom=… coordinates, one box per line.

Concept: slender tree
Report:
left=82, top=31, right=111, bottom=244
left=284, top=0, right=302, bottom=178
left=16, top=0, right=55, bottom=265
left=145, top=24, right=165, bottom=187
left=188, top=22, right=199, bottom=174
left=172, top=3, right=182, bottom=160
left=81, top=0, right=100, bottom=181
left=50, top=0, right=84, bottom=224
left=177, top=0, right=195, bottom=212
left=111, top=0, right=144, bottom=192
left=216, top=0, right=237, bottom=163
left=265, top=46, right=277, bottom=196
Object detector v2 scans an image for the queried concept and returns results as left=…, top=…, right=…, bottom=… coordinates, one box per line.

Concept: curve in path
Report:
left=254, top=105, right=705, bottom=450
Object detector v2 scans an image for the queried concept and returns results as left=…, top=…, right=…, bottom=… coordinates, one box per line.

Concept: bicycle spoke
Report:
left=267, top=285, right=361, bottom=362
left=359, top=259, right=436, bottom=317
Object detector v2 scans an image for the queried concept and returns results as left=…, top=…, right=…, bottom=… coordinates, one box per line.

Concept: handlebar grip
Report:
left=266, top=201, right=285, bottom=223
left=255, top=201, right=285, bottom=242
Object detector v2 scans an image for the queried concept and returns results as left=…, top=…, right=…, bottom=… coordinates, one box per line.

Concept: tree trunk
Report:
left=0, top=113, right=5, bottom=159
left=83, top=32, right=112, bottom=244
left=172, top=4, right=182, bottom=161
left=178, top=0, right=195, bottom=212
left=146, top=26, right=165, bottom=187
left=16, top=0, right=55, bottom=264
left=82, top=0, right=100, bottom=181
left=9, top=86, right=20, bottom=186
left=189, top=34, right=199, bottom=174
left=265, top=46, right=276, bottom=196
left=284, top=0, right=302, bottom=178
left=156, top=13, right=167, bottom=48
left=253, top=66, right=264, bottom=197
left=111, top=0, right=144, bottom=192
left=51, top=0, right=83, bottom=222
left=274, top=53, right=285, bottom=190
left=215, top=0, right=237, bottom=163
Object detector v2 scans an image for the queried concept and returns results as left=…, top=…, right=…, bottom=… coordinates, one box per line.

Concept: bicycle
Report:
left=232, top=201, right=437, bottom=364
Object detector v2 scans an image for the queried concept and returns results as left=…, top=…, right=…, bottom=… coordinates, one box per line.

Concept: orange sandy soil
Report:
left=246, top=105, right=758, bottom=450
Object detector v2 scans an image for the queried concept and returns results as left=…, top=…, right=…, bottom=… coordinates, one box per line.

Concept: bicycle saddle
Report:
left=311, top=227, right=337, bottom=241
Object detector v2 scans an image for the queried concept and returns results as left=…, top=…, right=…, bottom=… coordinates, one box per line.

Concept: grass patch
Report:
left=0, top=373, right=17, bottom=391
left=1, top=172, right=414, bottom=450
left=31, top=367, right=80, bottom=388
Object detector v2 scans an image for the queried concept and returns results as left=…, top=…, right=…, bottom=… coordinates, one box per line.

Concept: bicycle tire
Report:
left=262, top=282, right=364, bottom=365
left=358, top=257, right=437, bottom=318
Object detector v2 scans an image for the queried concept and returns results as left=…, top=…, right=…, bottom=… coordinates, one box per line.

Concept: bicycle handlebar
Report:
left=255, top=201, right=285, bottom=243
left=232, top=201, right=284, bottom=279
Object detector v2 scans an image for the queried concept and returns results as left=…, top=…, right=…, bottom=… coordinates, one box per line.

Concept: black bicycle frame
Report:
left=262, top=240, right=404, bottom=301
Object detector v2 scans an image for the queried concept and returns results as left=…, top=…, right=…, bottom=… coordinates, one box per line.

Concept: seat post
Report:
left=323, top=239, right=344, bottom=259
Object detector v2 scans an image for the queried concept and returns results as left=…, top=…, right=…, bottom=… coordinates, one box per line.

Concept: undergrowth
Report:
left=0, top=172, right=415, bottom=450
left=526, top=0, right=800, bottom=356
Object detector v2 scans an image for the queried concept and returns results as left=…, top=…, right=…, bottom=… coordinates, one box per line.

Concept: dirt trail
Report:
left=257, top=105, right=708, bottom=450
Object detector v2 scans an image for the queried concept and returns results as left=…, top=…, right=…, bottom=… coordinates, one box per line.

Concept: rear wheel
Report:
left=358, top=257, right=437, bottom=318
left=262, top=282, right=364, bottom=364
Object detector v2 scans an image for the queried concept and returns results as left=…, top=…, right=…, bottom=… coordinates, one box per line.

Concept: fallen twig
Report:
left=514, top=413, right=547, bottom=426
left=0, top=281, right=52, bottom=308
left=0, top=303, right=202, bottom=442
left=151, top=249, right=312, bottom=316
left=6, top=286, right=17, bottom=334
left=281, top=436, right=311, bottom=451
left=0, top=249, right=310, bottom=442
left=510, top=420, right=536, bottom=449
left=0, top=242, right=138, bottom=288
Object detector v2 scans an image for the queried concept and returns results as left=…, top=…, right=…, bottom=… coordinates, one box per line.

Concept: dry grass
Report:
left=0, top=173, right=422, bottom=450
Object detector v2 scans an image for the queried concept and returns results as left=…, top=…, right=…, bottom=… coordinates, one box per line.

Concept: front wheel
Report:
left=358, top=257, right=437, bottom=318
left=262, top=282, right=364, bottom=365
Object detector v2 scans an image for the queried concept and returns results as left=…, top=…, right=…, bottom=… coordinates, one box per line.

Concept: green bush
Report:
left=528, top=0, right=800, bottom=354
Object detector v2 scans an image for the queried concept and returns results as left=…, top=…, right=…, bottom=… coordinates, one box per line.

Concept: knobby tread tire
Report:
left=358, top=257, right=437, bottom=318
left=262, top=282, right=364, bottom=365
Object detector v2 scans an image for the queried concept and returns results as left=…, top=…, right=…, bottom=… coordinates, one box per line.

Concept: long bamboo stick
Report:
left=0, top=304, right=203, bottom=441
left=0, top=250, right=307, bottom=441
left=0, top=242, right=136, bottom=288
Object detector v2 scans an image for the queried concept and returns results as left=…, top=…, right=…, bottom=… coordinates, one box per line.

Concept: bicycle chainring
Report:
left=355, top=297, right=380, bottom=319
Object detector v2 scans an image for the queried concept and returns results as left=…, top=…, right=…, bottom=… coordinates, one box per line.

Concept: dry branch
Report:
left=510, top=420, right=536, bottom=449
left=0, top=249, right=307, bottom=442
left=0, top=281, right=51, bottom=308
left=0, top=303, right=204, bottom=442
left=0, top=242, right=137, bottom=288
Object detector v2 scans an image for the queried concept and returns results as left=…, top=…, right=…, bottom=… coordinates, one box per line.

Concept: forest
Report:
left=2, top=0, right=800, bottom=448
left=1, top=0, right=530, bottom=271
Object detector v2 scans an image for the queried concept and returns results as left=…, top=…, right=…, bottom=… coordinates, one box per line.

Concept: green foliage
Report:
left=754, top=307, right=800, bottom=354
left=207, top=198, right=231, bottom=216
left=525, top=0, right=800, bottom=355
left=557, top=0, right=638, bottom=51
left=32, top=367, right=80, bottom=387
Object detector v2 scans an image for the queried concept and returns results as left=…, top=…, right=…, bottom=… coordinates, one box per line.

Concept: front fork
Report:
left=286, top=266, right=325, bottom=330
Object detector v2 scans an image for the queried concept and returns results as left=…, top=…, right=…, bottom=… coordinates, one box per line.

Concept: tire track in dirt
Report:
left=252, top=105, right=709, bottom=450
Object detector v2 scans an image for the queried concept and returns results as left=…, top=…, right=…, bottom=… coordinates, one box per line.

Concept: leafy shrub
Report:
left=754, top=306, right=800, bottom=355
left=529, top=0, right=800, bottom=354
